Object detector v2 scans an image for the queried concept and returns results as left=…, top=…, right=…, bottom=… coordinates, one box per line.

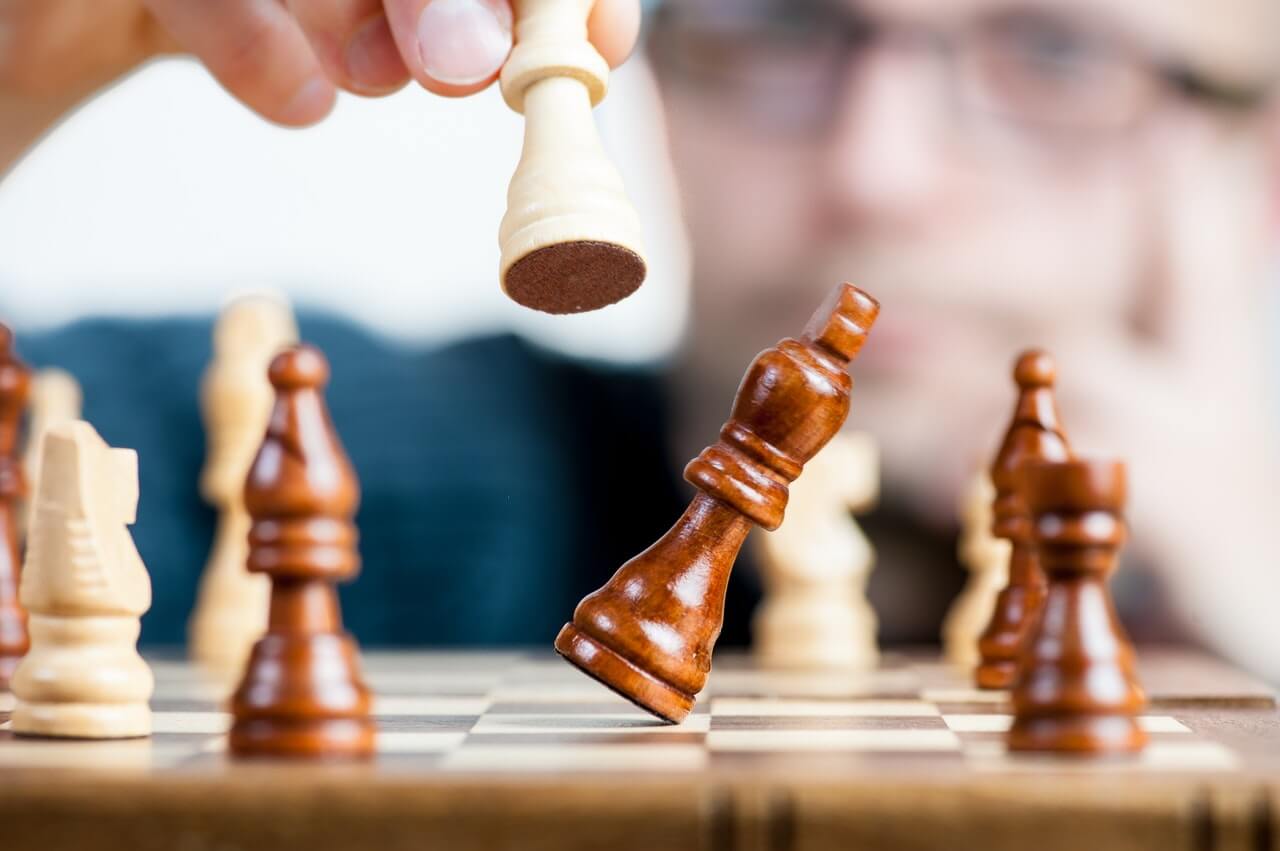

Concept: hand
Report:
left=0, top=0, right=641, bottom=171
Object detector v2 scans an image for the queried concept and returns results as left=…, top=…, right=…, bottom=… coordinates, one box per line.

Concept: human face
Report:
left=655, top=0, right=1279, bottom=519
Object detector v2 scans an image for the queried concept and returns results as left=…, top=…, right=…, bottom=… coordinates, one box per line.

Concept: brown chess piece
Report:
left=555, top=283, right=880, bottom=723
left=229, top=345, right=374, bottom=758
left=1008, top=458, right=1147, bottom=754
left=0, top=325, right=31, bottom=688
left=975, top=350, right=1071, bottom=690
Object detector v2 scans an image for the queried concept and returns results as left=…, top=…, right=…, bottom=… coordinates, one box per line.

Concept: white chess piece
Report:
left=20, top=369, right=82, bottom=536
left=753, top=432, right=880, bottom=670
left=942, top=471, right=1011, bottom=668
left=498, top=0, right=647, bottom=313
left=188, top=295, right=297, bottom=680
left=11, top=421, right=153, bottom=738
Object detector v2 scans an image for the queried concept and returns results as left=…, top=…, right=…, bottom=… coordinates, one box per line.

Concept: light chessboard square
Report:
left=712, top=698, right=940, bottom=717
left=471, top=713, right=712, bottom=735
left=943, top=715, right=1192, bottom=734
left=442, top=744, right=708, bottom=773
left=372, top=696, right=491, bottom=717
left=708, top=729, right=962, bottom=752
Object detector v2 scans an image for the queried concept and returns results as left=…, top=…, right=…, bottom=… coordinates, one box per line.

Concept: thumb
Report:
left=384, top=0, right=514, bottom=97
left=382, top=0, right=640, bottom=98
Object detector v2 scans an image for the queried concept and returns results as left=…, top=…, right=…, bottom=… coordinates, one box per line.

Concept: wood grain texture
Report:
left=1009, top=458, right=1147, bottom=753
left=0, top=650, right=1275, bottom=851
left=0, top=324, right=31, bottom=688
left=975, top=350, right=1071, bottom=690
left=229, top=345, right=374, bottom=759
left=556, top=283, right=880, bottom=722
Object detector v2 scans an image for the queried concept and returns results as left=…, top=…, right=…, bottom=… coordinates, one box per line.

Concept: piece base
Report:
left=504, top=241, right=645, bottom=314
left=1008, top=714, right=1149, bottom=754
left=11, top=702, right=151, bottom=739
left=975, top=658, right=1016, bottom=690
left=229, top=717, right=376, bottom=759
left=554, top=623, right=694, bottom=724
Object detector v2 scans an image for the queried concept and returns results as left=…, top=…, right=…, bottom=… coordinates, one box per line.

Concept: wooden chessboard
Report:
left=1, top=648, right=1278, bottom=851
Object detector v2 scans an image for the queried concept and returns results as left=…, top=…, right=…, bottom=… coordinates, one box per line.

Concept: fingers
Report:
left=145, top=0, right=337, bottom=126
left=380, top=0, right=641, bottom=99
left=588, top=0, right=642, bottom=69
left=283, top=0, right=410, bottom=95
left=383, top=0, right=513, bottom=97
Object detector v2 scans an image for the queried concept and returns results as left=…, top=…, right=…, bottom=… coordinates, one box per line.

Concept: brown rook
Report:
left=1008, top=458, right=1147, bottom=754
left=229, top=345, right=374, bottom=758
left=975, top=350, right=1071, bottom=689
left=555, top=283, right=880, bottom=723
left=0, top=325, right=31, bottom=688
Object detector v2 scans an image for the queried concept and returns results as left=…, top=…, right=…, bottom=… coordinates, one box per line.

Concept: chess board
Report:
left=2, top=649, right=1278, bottom=851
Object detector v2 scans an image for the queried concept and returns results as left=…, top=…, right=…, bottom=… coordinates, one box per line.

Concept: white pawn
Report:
left=188, top=295, right=297, bottom=681
left=753, top=432, right=880, bottom=670
left=941, top=471, right=1011, bottom=668
left=498, top=0, right=647, bottom=313
left=12, top=421, right=153, bottom=738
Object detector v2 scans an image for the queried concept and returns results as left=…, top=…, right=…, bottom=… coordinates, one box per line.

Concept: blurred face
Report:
left=654, top=0, right=1279, bottom=520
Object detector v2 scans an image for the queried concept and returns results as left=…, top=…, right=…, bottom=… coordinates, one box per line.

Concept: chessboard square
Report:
left=150, top=711, right=231, bottom=735
left=470, top=713, right=711, bottom=735
left=376, top=716, right=482, bottom=734
left=923, top=688, right=1007, bottom=704
left=377, top=732, right=469, bottom=754
left=443, top=744, right=707, bottom=773
left=713, top=716, right=946, bottom=732
left=963, top=740, right=1237, bottom=772
left=707, top=729, right=962, bottom=752
left=711, top=698, right=939, bottom=717
left=0, top=735, right=161, bottom=770
left=708, top=669, right=919, bottom=699
left=486, top=701, right=668, bottom=716
left=372, top=696, right=491, bottom=717
left=943, top=715, right=1192, bottom=734
left=462, top=732, right=708, bottom=748
left=487, top=683, right=647, bottom=705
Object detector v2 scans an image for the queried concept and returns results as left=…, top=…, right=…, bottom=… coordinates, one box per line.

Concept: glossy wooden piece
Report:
left=555, top=283, right=880, bottom=722
left=229, top=345, right=374, bottom=759
left=0, top=324, right=31, bottom=688
left=1008, top=458, right=1147, bottom=753
left=975, top=351, right=1071, bottom=689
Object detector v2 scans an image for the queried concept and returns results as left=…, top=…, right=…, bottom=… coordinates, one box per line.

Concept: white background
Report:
left=0, top=56, right=690, bottom=363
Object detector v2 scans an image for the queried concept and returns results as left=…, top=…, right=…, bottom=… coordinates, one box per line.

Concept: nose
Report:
left=822, top=43, right=950, bottom=227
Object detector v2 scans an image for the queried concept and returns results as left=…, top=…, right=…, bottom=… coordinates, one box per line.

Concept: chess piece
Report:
left=1008, top=458, right=1147, bottom=753
left=942, top=471, right=1011, bottom=668
left=753, top=431, right=880, bottom=670
left=556, top=283, right=879, bottom=722
left=498, top=0, right=646, bottom=314
left=975, top=351, right=1070, bottom=689
left=229, top=345, right=374, bottom=758
left=0, top=324, right=31, bottom=687
left=189, top=296, right=298, bottom=680
left=11, top=421, right=153, bottom=738
left=21, top=368, right=82, bottom=535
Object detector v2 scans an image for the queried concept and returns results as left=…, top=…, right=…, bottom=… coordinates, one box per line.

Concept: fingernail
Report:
left=278, top=75, right=336, bottom=125
left=417, top=0, right=513, bottom=86
left=345, top=15, right=406, bottom=93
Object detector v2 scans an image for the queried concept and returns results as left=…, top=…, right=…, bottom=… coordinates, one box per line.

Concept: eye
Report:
left=982, top=10, right=1112, bottom=86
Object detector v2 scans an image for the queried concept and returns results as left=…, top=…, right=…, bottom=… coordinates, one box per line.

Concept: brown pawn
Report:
left=0, top=325, right=31, bottom=688
left=556, top=283, right=880, bottom=723
left=229, top=345, right=374, bottom=759
left=975, top=350, right=1071, bottom=690
left=1008, top=458, right=1147, bottom=754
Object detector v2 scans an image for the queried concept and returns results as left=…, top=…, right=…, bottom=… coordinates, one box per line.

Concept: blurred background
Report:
left=0, top=0, right=1277, bottom=682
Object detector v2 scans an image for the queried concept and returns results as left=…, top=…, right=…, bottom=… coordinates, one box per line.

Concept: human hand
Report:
left=0, top=0, right=641, bottom=171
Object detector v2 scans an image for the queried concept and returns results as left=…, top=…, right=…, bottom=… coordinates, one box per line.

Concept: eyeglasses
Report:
left=648, top=1, right=1277, bottom=139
